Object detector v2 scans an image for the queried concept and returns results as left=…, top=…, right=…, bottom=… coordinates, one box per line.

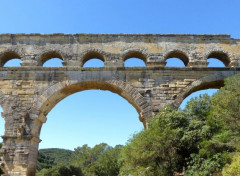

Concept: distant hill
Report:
left=37, top=148, right=73, bottom=171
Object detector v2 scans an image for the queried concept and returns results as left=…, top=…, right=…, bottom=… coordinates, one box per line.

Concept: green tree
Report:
left=70, top=143, right=115, bottom=175
left=119, top=93, right=231, bottom=175
left=185, top=74, right=240, bottom=175
left=94, top=145, right=122, bottom=176
left=209, top=74, right=240, bottom=148
left=119, top=105, right=188, bottom=176
left=222, top=152, right=240, bottom=175
left=37, top=165, right=83, bottom=176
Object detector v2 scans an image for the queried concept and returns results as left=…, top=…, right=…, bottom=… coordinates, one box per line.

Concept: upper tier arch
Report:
left=0, top=50, right=22, bottom=67
left=39, top=50, right=64, bottom=66
left=164, top=50, right=189, bottom=66
left=204, top=50, right=231, bottom=67
left=122, top=49, right=149, bottom=64
left=81, top=49, right=106, bottom=67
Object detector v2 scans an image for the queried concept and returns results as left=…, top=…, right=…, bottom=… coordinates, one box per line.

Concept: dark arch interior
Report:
left=207, top=51, right=230, bottom=67
left=41, top=51, right=63, bottom=66
left=0, top=52, right=21, bottom=67
left=165, top=51, right=189, bottom=66
left=82, top=52, right=105, bottom=67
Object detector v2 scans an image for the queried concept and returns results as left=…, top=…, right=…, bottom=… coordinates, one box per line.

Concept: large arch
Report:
left=31, top=80, right=152, bottom=138
left=173, top=73, right=235, bottom=107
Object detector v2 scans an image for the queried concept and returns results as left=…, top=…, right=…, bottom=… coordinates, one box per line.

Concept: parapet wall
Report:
left=0, top=34, right=240, bottom=68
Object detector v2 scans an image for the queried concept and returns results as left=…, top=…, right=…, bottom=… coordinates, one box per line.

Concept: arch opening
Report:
left=124, top=58, right=146, bottom=67
left=0, top=51, right=22, bottom=67
left=83, top=58, right=104, bottom=67
left=123, top=51, right=147, bottom=67
left=43, top=58, right=63, bottom=67
left=207, top=58, right=226, bottom=67
left=176, top=79, right=224, bottom=108
left=180, top=89, right=219, bottom=109
left=82, top=51, right=105, bottom=67
left=206, top=51, right=230, bottom=67
left=3, top=58, right=22, bottom=67
left=165, top=51, right=189, bottom=67
left=165, top=58, right=185, bottom=67
left=39, top=90, right=143, bottom=150
left=41, top=51, right=63, bottom=67
left=33, top=81, right=150, bottom=142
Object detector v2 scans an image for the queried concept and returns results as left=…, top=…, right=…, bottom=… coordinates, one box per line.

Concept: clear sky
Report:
left=0, top=0, right=239, bottom=150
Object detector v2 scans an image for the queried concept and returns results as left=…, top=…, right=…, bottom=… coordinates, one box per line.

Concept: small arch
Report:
left=43, top=58, right=63, bottom=67
left=0, top=51, right=22, bottom=67
left=4, top=58, right=22, bottom=67
left=207, top=58, right=225, bottom=67
left=165, top=50, right=189, bottom=66
left=123, top=50, right=147, bottom=64
left=124, top=58, right=146, bottom=67
left=165, top=58, right=185, bottom=67
left=40, top=51, right=64, bottom=66
left=206, top=51, right=230, bottom=67
left=81, top=51, right=105, bottom=67
left=83, top=59, right=104, bottom=67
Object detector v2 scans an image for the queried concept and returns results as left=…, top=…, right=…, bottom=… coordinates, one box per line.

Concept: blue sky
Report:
left=0, top=0, right=239, bottom=150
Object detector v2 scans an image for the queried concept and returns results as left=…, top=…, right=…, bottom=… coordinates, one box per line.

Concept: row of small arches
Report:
left=0, top=50, right=231, bottom=67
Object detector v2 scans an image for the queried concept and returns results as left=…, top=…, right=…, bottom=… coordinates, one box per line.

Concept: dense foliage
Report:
left=37, top=144, right=122, bottom=176
left=37, top=148, right=73, bottom=171
left=36, top=74, right=240, bottom=175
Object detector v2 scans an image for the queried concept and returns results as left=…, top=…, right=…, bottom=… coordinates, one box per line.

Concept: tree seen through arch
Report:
left=180, top=89, right=219, bottom=109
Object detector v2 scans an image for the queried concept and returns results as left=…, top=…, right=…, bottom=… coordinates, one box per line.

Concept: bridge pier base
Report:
left=0, top=136, right=40, bottom=176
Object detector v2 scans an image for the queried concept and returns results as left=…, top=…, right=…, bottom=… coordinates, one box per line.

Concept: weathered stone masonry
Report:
left=0, top=34, right=240, bottom=175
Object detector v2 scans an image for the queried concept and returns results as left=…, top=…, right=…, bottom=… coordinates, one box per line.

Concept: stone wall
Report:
left=0, top=34, right=239, bottom=175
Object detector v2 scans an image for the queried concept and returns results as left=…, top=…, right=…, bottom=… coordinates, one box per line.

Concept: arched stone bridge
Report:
left=0, top=34, right=240, bottom=175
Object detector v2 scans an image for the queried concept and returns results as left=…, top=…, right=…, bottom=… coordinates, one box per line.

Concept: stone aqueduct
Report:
left=0, top=34, right=239, bottom=175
